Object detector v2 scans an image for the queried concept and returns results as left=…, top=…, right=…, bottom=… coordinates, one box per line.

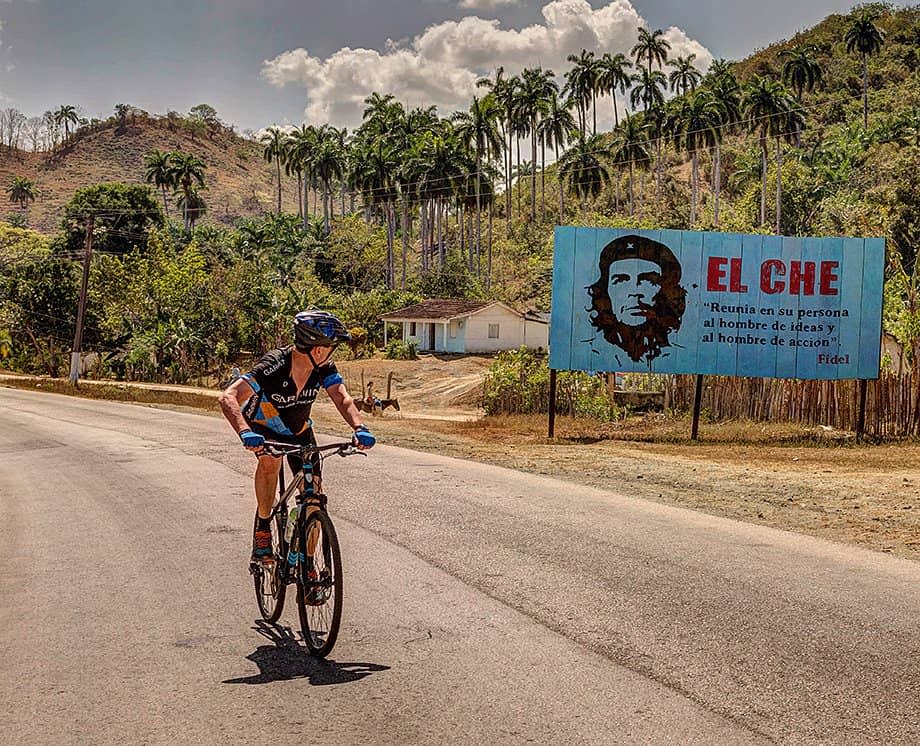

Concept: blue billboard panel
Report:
left=548, top=228, right=885, bottom=380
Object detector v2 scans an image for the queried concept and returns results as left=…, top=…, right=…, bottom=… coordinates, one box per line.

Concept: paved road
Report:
left=1, top=388, right=918, bottom=744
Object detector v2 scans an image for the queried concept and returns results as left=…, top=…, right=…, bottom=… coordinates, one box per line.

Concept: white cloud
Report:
left=261, top=0, right=711, bottom=129
left=458, top=0, right=520, bottom=10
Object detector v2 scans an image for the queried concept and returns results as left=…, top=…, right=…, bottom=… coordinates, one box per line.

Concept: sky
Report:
left=0, top=0, right=910, bottom=133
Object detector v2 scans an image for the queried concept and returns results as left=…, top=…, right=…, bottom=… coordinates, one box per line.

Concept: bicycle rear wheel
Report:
left=253, top=509, right=286, bottom=622
left=297, top=510, right=343, bottom=657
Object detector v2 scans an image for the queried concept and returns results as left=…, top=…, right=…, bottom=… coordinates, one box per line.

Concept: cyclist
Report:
left=219, top=310, right=375, bottom=565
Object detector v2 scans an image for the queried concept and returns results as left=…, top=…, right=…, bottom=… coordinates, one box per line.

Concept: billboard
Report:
left=549, top=228, right=885, bottom=380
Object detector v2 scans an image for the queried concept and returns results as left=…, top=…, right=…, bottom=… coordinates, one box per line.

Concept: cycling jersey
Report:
left=240, top=346, right=343, bottom=437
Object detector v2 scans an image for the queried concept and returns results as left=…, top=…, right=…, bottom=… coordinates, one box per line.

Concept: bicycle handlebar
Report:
left=260, top=440, right=366, bottom=460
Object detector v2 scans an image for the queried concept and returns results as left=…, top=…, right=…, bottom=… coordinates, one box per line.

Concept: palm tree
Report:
left=537, top=92, right=576, bottom=223
left=597, top=53, right=633, bottom=128
left=563, top=50, right=598, bottom=136
left=311, top=126, right=346, bottom=232
left=631, top=28, right=672, bottom=79
left=287, top=124, right=319, bottom=227
left=352, top=138, right=399, bottom=287
left=743, top=76, right=802, bottom=231
left=558, top=133, right=610, bottom=218
left=516, top=67, right=557, bottom=221
left=629, top=68, right=667, bottom=113
left=610, top=114, right=650, bottom=217
left=452, top=94, right=503, bottom=270
left=176, top=189, right=207, bottom=231
left=478, top=68, right=519, bottom=227
left=54, top=105, right=79, bottom=144
left=144, top=150, right=174, bottom=217
left=780, top=45, right=823, bottom=103
left=667, top=54, right=702, bottom=96
left=7, top=176, right=36, bottom=210
left=167, top=152, right=207, bottom=231
left=704, top=64, right=742, bottom=226
left=669, top=91, right=723, bottom=226
left=261, top=127, right=289, bottom=214
left=844, top=9, right=885, bottom=128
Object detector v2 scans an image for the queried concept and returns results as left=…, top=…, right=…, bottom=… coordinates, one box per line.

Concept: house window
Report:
left=449, top=323, right=457, bottom=339
left=488, top=323, right=500, bottom=339
left=409, top=322, right=416, bottom=336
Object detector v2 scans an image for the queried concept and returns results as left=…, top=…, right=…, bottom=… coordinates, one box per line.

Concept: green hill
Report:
left=0, top=113, right=303, bottom=233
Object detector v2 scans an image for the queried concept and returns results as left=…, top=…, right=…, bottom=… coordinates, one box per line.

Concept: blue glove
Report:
left=353, top=425, right=375, bottom=449
left=239, top=429, right=265, bottom=449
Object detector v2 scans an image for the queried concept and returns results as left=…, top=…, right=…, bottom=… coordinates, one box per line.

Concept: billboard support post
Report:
left=856, top=379, right=868, bottom=442
left=690, top=374, right=704, bottom=441
left=548, top=368, right=557, bottom=438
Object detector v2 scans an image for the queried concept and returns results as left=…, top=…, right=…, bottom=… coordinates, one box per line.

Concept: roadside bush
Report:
left=385, top=339, right=417, bottom=360
left=482, top=346, right=621, bottom=420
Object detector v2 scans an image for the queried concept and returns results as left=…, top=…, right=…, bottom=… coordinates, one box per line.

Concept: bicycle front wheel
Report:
left=253, top=509, right=286, bottom=622
left=296, top=510, right=343, bottom=657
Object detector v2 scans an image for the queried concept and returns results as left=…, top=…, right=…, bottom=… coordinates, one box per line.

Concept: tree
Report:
left=563, top=50, right=598, bottom=136
left=287, top=124, right=319, bottom=227
left=144, top=150, right=174, bottom=217
left=167, top=152, right=208, bottom=231
left=176, top=189, right=207, bottom=231
left=189, top=103, right=221, bottom=134
left=516, top=67, right=557, bottom=221
left=477, top=67, right=518, bottom=227
left=558, top=133, right=610, bottom=217
left=113, top=103, right=132, bottom=132
left=844, top=9, right=885, bottom=128
left=780, top=45, right=823, bottom=103
left=743, top=76, right=803, bottom=230
left=631, top=28, right=672, bottom=78
left=669, top=91, right=723, bottom=225
left=597, top=53, right=632, bottom=128
left=537, top=92, right=576, bottom=223
left=610, top=114, right=650, bottom=217
left=7, top=176, right=36, bottom=211
left=309, top=126, right=347, bottom=233
left=703, top=63, right=742, bottom=225
left=629, top=68, right=667, bottom=112
left=452, top=95, right=502, bottom=271
left=54, top=105, right=79, bottom=144
left=667, top=54, right=702, bottom=96
left=60, top=183, right=165, bottom=257
left=351, top=138, right=398, bottom=287
left=261, top=127, right=289, bottom=214
left=0, top=250, right=77, bottom=376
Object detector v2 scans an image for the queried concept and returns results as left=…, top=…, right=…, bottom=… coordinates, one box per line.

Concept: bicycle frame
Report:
left=263, top=440, right=361, bottom=582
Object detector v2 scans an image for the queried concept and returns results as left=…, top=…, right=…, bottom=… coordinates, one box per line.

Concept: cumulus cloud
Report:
left=262, top=0, right=711, bottom=129
left=458, top=0, right=520, bottom=10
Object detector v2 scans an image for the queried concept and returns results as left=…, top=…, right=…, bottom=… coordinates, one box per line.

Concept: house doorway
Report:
left=428, top=323, right=436, bottom=351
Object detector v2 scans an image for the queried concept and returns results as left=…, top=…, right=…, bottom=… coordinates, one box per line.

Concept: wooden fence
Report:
left=484, top=370, right=920, bottom=438
left=663, top=373, right=920, bottom=438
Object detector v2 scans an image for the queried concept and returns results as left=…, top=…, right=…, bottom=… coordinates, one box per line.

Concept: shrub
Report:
left=384, top=338, right=417, bottom=360
left=482, top=346, right=621, bottom=420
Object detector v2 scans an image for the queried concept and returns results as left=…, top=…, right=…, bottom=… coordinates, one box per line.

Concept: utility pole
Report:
left=69, top=213, right=93, bottom=385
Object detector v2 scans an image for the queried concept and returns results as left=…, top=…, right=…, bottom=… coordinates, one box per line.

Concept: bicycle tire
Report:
left=297, top=510, right=343, bottom=657
left=253, top=509, right=287, bottom=622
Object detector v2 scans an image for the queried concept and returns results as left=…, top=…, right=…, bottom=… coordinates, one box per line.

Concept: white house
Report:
left=380, top=299, right=549, bottom=354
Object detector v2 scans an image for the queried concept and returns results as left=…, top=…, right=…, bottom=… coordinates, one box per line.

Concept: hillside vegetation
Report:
left=2, top=3, right=920, bottom=392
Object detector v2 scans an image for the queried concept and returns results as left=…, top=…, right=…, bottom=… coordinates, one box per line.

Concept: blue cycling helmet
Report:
left=293, top=311, right=351, bottom=351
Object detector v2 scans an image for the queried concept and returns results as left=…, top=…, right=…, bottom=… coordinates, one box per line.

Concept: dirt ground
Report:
left=319, top=355, right=920, bottom=562
left=4, top=355, right=920, bottom=562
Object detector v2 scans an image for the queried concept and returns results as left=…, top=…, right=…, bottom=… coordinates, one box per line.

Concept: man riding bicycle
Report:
left=218, top=310, right=375, bottom=564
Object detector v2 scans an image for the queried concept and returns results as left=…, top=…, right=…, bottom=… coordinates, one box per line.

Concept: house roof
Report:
left=379, top=299, right=495, bottom=321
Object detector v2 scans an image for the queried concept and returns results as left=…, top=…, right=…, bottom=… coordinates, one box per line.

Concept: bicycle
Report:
left=249, top=438, right=365, bottom=657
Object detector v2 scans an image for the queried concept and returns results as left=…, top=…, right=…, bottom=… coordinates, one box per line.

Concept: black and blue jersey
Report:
left=240, top=346, right=343, bottom=437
